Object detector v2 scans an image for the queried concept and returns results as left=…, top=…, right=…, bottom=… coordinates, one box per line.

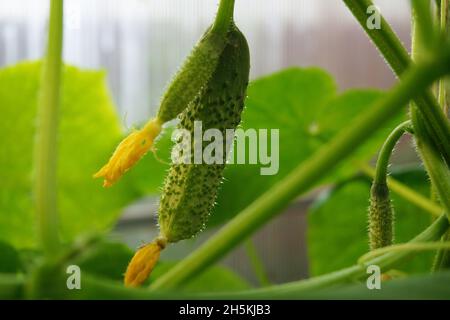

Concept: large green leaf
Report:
left=209, top=68, right=402, bottom=225
left=0, top=61, right=146, bottom=248
left=307, top=168, right=435, bottom=276
left=0, top=241, right=20, bottom=273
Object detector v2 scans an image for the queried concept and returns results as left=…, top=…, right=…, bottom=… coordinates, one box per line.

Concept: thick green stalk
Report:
left=411, top=0, right=437, bottom=51
left=411, top=8, right=450, bottom=216
left=343, top=0, right=450, bottom=166
left=413, top=114, right=450, bottom=214
left=438, top=0, right=448, bottom=114
left=359, top=163, right=442, bottom=217
left=434, top=0, right=450, bottom=271
left=34, top=0, right=63, bottom=257
left=150, top=49, right=450, bottom=290
left=211, top=0, right=235, bottom=35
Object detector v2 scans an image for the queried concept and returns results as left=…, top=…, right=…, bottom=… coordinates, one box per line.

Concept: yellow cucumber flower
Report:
left=94, top=118, right=162, bottom=187
left=124, top=238, right=167, bottom=287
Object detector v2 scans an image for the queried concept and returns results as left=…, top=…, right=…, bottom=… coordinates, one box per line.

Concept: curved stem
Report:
left=373, top=121, right=412, bottom=184
left=211, top=0, right=235, bottom=35
left=359, top=163, right=442, bottom=217
left=343, top=0, right=450, bottom=166
left=359, top=241, right=450, bottom=264
left=205, top=215, right=449, bottom=299
left=150, top=50, right=450, bottom=290
left=34, top=0, right=63, bottom=257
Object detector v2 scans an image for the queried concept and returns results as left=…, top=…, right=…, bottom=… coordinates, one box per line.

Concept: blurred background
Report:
left=0, top=0, right=415, bottom=285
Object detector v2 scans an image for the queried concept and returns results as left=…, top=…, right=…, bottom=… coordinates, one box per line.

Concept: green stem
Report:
left=343, top=0, right=450, bottom=166
left=42, top=215, right=448, bottom=299
left=359, top=241, right=450, bottom=264
left=373, top=121, right=412, bottom=184
left=150, top=49, right=450, bottom=290
left=29, top=215, right=449, bottom=299
left=359, top=163, right=442, bottom=217
left=244, top=239, right=271, bottom=286
left=432, top=231, right=450, bottom=271
left=439, top=0, right=448, bottom=114
left=204, top=215, right=449, bottom=299
left=413, top=117, right=450, bottom=214
left=34, top=0, right=63, bottom=257
left=412, top=8, right=450, bottom=217
left=411, top=0, right=436, bottom=52
left=211, top=0, right=235, bottom=35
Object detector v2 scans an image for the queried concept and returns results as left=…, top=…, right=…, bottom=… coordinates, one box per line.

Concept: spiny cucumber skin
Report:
left=159, top=25, right=250, bottom=243
left=157, top=28, right=228, bottom=123
left=368, top=182, right=395, bottom=250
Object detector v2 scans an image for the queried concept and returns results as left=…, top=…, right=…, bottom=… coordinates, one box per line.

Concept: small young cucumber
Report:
left=368, top=182, right=394, bottom=250
left=159, top=24, right=250, bottom=243
left=124, top=24, right=250, bottom=286
left=94, top=27, right=228, bottom=187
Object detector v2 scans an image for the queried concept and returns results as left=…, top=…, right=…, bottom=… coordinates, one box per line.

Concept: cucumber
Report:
left=159, top=24, right=250, bottom=243
left=124, top=24, right=250, bottom=287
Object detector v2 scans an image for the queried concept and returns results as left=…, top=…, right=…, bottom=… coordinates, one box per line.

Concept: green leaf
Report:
left=0, top=241, right=20, bottom=273
left=76, top=241, right=133, bottom=281
left=209, top=67, right=401, bottom=226
left=307, top=168, right=435, bottom=276
left=150, top=261, right=251, bottom=292
left=0, top=61, right=146, bottom=248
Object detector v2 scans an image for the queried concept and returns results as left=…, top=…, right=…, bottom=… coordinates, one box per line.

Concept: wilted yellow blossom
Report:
left=124, top=238, right=167, bottom=287
left=94, top=118, right=162, bottom=187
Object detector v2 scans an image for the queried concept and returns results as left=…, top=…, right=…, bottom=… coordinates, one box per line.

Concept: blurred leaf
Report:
left=77, top=241, right=133, bottom=281
left=150, top=261, right=251, bottom=292
left=209, top=67, right=402, bottom=226
left=307, top=168, right=435, bottom=276
left=0, top=61, right=155, bottom=248
left=0, top=241, right=20, bottom=273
